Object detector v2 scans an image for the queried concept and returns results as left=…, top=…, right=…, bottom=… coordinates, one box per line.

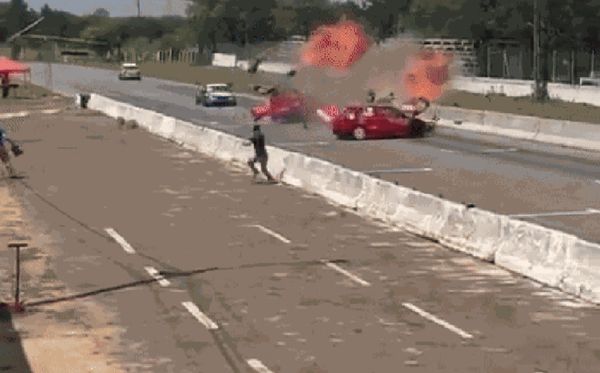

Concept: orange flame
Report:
left=300, top=20, right=371, bottom=71
left=402, top=50, right=453, bottom=102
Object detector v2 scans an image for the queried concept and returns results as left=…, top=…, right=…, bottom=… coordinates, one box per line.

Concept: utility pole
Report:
left=533, top=0, right=548, bottom=100
left=137, top=0, right=141, bottom=17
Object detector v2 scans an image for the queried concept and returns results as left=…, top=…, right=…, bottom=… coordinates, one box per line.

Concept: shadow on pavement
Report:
left=26, top=258, right=348, bottom=308
left=0, top=306, right=32, bottom=372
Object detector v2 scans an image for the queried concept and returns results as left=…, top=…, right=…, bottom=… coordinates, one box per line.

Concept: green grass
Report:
left=438, top=90, right=600, bottom=124
left=139, top=62, right=288, bottom=94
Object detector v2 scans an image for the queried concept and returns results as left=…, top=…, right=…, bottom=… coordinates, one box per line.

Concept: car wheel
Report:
left=411, top=119, right=427, bottom=137
left=353, top=127, right=366, bottom=140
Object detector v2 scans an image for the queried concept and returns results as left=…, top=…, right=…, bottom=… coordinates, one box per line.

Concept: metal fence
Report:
left=479, top=44, right=600, bottom=84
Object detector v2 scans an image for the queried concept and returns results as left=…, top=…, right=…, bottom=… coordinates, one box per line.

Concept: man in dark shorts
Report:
left=245, top=124, right=276, bottom=182
left=0, top=126, right=17, bottom=177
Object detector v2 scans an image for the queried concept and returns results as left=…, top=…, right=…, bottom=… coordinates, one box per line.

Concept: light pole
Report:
left=533, top=0, right=548, bottom=100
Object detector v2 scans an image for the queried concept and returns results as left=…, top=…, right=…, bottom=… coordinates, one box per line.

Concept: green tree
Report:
left=292, top=0, right=336, bottom=37
left=93, top=8, right=110, bottom=18
left=187, top=0, right=227, bottom=52
left=6, top=0, right=32, bottom=36
left=364, top=0, right=412, bottom=41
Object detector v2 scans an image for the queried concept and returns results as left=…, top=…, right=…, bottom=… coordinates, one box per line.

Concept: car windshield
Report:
left=208, top=85, right=230, bottom=92
left=123, top=66, right=138, bottom=70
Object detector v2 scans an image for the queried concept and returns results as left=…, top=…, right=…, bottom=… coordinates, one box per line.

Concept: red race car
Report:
left=251, top=91, right=306, bottom=123
left=331, top=102, right=434, bottom=140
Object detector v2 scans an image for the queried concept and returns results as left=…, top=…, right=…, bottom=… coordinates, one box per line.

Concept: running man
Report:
left=245, top=124, right=276, bottom=182
left=0, top=125, right=18, bottom=177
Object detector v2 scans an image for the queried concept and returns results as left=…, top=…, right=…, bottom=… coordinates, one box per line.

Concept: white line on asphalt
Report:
left=40, top=109, right=61, bottom=115
left=144, top=266, right=170, bottom=287
left=364, top=167, right=432, bottom=174
left=0, top=111, right=29, bottom=119
left=481, top=147, right=518, bottom=154
left=104, top=228, right=136, bottom=254
left=509, top=208, right=600, bottom=218
left=402, top=302, right=473, bottom=339
left=247, top=359, right=274, bottom=373
left=245, top=224, right=291, bottom=244
left=595, top=179, right=600, bottom=185
left=182, top=301, right=219, bottom=330
left=405, top=241, right=434, bottom=248
left=323, top=261, right=371, bottom=287
left=440, top=149, right=457, bottom=153
left=275, top=141, right=329, bottom=147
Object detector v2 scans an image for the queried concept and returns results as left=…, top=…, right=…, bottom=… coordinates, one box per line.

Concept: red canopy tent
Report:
left=0, top=57, right=31, bottom=96
left=0, top=57, right=30, bottom=74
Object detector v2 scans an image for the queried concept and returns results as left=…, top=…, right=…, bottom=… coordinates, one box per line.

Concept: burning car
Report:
left=250, top=90, right=306, bottom=123
left=330, top=98, right=434, bottom=140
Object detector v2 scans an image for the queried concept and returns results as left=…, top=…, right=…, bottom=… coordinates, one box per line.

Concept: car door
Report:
left=378, top=107, right=410, bottom=138
left=364, top=107, right=393, bottom=138
left=359, top=106, right=380, bottom=138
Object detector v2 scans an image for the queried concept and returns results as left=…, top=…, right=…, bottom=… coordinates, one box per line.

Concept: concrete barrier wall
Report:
left=236, top=60, right=249, bottom=70
left=451, top=77, right=534, bottom=97
left=87, top=93, right=600, bottom=305
left=452, top=76, right=600, bottom=107
left=429, top=105, right=600, bottom=152
left=212, top=53, right=237, bottom=67
left=257, top=62, right=295, bottom=74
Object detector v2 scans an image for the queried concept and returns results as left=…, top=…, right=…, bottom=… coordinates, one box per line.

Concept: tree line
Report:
left=1, top=0, right=600, bottom=56
left=187, top=0, right=600, bottom=53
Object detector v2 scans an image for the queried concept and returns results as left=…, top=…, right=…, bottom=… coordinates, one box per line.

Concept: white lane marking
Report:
left=209, top=121, right=219, bottom=125
left=402, top=302, right=473, bottom=339
left=509, top=208, right=600, bottom=218
left=0, top=111, right=29, bottom=119
left=364, top=167, right=432, bottom=174
left=182, top=301, right=219, bottom=330
left=245, top=224, right=291, bottom=244
left=481, top=147, right=518, bottom=154
left=104, top=228, right=136, bottom=254
left=144, top=266, right=170, bottom=287
left=323, top=261, right=371, bottom=287
left=370, top=242, right=394, bottom=248
left=275, top=141, right=329, bottom=147
left=440, top=149, right=457, bottom=153
left=595, top=179, right=600, bottom=185
left=40, top=109, right=61, bottom=115
left=405, top=241, right=434, bottom=248
left=247, top=359, right=274, bottom=373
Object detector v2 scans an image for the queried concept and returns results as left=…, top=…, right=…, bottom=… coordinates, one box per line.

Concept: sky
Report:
left=14, top=0, right=189, bottom=17
left=3, top=0, right=360, bottom=17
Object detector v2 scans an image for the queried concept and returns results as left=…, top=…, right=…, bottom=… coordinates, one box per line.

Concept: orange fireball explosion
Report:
left=300, top=20, right=371, bottom=71
left=402, top=50, right=453, bottom=102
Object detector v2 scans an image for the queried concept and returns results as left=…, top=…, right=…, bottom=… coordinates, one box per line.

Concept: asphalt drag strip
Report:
left=2, top=105, right=600, bottom=372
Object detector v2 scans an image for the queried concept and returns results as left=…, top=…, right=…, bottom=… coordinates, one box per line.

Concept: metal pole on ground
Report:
left=6, top=242, right=28, bottom=313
